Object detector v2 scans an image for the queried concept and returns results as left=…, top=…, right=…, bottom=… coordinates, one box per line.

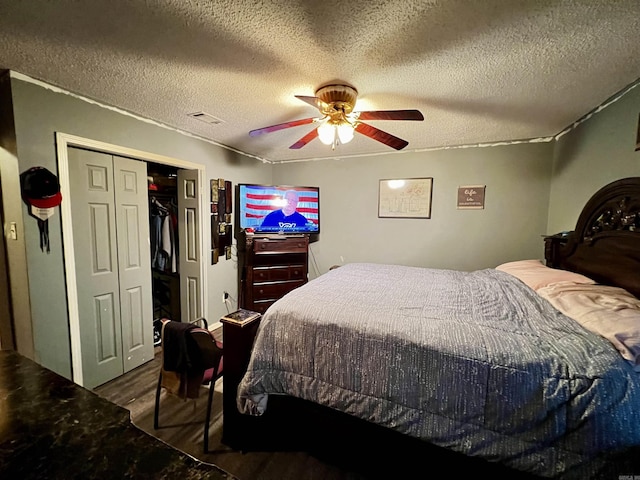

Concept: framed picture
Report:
left=210, top=179, right=219, bottom=203
left=378, top=178, right=433, bottom=218
left=457, top=185, right=486, bottom=209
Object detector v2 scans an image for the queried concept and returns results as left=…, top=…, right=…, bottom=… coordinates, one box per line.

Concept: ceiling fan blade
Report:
left=355, top=110, right=424, bottom=121
left=295, top=95, right=329, bottom=111
left=355, top=123, right=409, bottom=150
left=289, top=128, right=319, bottom=149
left=249, top=117, right=316, bottom=136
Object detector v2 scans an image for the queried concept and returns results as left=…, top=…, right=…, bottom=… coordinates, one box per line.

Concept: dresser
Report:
left=239, top=234, right=309, bottom=313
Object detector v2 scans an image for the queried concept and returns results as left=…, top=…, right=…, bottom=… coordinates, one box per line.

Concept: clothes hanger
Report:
left=150, top=197, right=170, bottom=217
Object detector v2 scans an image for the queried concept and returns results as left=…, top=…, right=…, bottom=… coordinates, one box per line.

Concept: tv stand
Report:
left=239, top=234, right=309, bottom=314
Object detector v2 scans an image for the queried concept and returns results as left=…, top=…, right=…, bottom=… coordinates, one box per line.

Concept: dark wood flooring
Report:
left=94, top=346, right=371, bottom=480
left=94, top=342, right=640, bottom=480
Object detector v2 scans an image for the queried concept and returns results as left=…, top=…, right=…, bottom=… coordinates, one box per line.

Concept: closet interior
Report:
left=148, top=162, right=180, bottom=345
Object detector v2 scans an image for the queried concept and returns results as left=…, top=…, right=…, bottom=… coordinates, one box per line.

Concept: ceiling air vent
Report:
left=187, top=111, right=224, bottom=125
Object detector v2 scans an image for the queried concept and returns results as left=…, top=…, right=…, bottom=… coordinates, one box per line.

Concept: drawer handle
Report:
left=259, top=289, right=264, bottom=294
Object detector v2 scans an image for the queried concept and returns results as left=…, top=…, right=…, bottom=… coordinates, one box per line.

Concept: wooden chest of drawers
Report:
left=240, top=235, right=309, bottom=313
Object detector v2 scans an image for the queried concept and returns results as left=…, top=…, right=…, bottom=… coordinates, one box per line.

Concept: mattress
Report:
left=237, top=262, right=640, bottom=478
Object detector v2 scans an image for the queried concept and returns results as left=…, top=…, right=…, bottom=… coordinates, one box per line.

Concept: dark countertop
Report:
left=0, top=349, right=235, bottom=479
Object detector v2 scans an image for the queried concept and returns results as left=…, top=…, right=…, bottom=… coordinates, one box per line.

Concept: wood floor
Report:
left=94, top=347, right=372, bottom=480
left=94, top=343, right=640, bottom=480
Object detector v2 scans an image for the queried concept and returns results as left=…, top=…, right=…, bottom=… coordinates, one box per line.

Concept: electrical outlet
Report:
left=222, top=291, right=229, bottom=303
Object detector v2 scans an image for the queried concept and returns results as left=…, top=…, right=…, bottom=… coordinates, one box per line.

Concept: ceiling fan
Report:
left=249, top=84, right=424, bottom=151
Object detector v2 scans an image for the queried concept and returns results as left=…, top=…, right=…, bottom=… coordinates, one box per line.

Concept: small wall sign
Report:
left=457, top=185, right=485, bottom=209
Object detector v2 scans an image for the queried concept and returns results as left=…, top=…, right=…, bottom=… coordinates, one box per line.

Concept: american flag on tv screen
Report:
left=241, top=185, right=319, bottom=228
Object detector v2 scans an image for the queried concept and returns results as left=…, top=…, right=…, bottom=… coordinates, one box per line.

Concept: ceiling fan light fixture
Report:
left=336, top=122, right=354, bottom=144
left=250, top=82, right=423, bottom=151
left=317, top=121, right=355, bottom=146
left=317, top=121, right=336, bottom=145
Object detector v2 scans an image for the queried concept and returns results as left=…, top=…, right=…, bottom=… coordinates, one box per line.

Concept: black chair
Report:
left=153, top=318, right=223, bottom=453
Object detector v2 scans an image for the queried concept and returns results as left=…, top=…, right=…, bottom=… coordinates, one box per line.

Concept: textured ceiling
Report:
left=1, top=0, right=639, bottom=163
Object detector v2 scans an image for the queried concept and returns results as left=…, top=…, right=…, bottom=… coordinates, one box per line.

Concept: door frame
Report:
left=56, top=132, right=209, bottom=386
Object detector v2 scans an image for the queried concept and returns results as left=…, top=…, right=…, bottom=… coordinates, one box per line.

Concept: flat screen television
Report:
left=238, top=184, right=320, bottom=234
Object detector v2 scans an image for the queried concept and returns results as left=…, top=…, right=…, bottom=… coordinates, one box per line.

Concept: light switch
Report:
left=8, top=222, right=17, bottom=240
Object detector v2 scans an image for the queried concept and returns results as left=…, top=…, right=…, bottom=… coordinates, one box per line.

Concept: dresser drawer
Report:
left=241, top=234, right=309, bottom=314
left=253, top=280, right=305, bottom=301
left=251, top=300, right=275, bottom=314
left=253, top=237, right=308, bottom=254
left=252, top=265, right=306, bottom=282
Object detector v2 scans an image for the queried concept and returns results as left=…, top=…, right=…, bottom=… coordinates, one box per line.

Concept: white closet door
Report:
left=68, top=148, right=123, bottom=388
left=113, top=155, right=154, bottom=373
left=68, top=148, right=154, bottom=388
left=177, top=169, right=203, bottom=324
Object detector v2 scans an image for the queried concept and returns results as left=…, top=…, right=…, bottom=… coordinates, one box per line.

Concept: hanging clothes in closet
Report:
left=150, top=196, right=178, bottom=273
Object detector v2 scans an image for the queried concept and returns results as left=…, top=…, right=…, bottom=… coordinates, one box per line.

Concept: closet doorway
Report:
left=148, top=162, right=181, bottom=344
left=57, top=133, right=207, bottom=389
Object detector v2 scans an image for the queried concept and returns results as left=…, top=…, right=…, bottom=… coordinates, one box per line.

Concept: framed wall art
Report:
left=457, top=185, right=486, bottom=209
left=378, top=177, right=433, bottom=218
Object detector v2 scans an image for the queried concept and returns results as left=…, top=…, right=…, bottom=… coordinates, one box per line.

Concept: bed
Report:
left=230, top=177, right=640, bottom=479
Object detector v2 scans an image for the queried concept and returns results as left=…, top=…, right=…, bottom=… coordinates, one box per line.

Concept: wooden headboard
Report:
left=545, top=177, right=640, bottom=298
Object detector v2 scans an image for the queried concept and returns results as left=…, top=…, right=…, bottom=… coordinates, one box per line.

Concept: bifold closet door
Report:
left=177, top=168, right=203, bottom=324
left=68, top=148, right=153, bottom=389
left=113, top=155, right=154, bottom=374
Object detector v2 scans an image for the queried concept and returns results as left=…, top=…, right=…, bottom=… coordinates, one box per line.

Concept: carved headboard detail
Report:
left=545, top=177, right=640, bottom=299
left=581, top=190, right=639, bottom=241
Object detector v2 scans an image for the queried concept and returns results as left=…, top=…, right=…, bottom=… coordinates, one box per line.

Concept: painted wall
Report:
left=7, top=73, right=638, bottom=381
left=0, top=72, right=33, bottom=356
left=548, top=83, right=640, bottom=233
left=274, top=142, right=554, bottom=278
left=9, top=77, right=271, bottom=378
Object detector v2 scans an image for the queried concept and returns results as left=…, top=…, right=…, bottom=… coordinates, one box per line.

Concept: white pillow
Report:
left=538, top=282, right=640, bottom=370
left=495, top=259, right=595, bottom=291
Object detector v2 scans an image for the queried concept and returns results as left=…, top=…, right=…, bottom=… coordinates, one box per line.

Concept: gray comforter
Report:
left=237, top=263, right=640, bottom=478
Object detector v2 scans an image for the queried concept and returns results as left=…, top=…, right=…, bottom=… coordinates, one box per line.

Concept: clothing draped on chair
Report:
left=161, top=321, right=205, bottom=399
left=154, top=319, right=223, bottom=452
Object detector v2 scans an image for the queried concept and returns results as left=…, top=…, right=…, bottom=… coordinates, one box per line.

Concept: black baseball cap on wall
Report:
left=20, top=166, right=62, bottom=208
